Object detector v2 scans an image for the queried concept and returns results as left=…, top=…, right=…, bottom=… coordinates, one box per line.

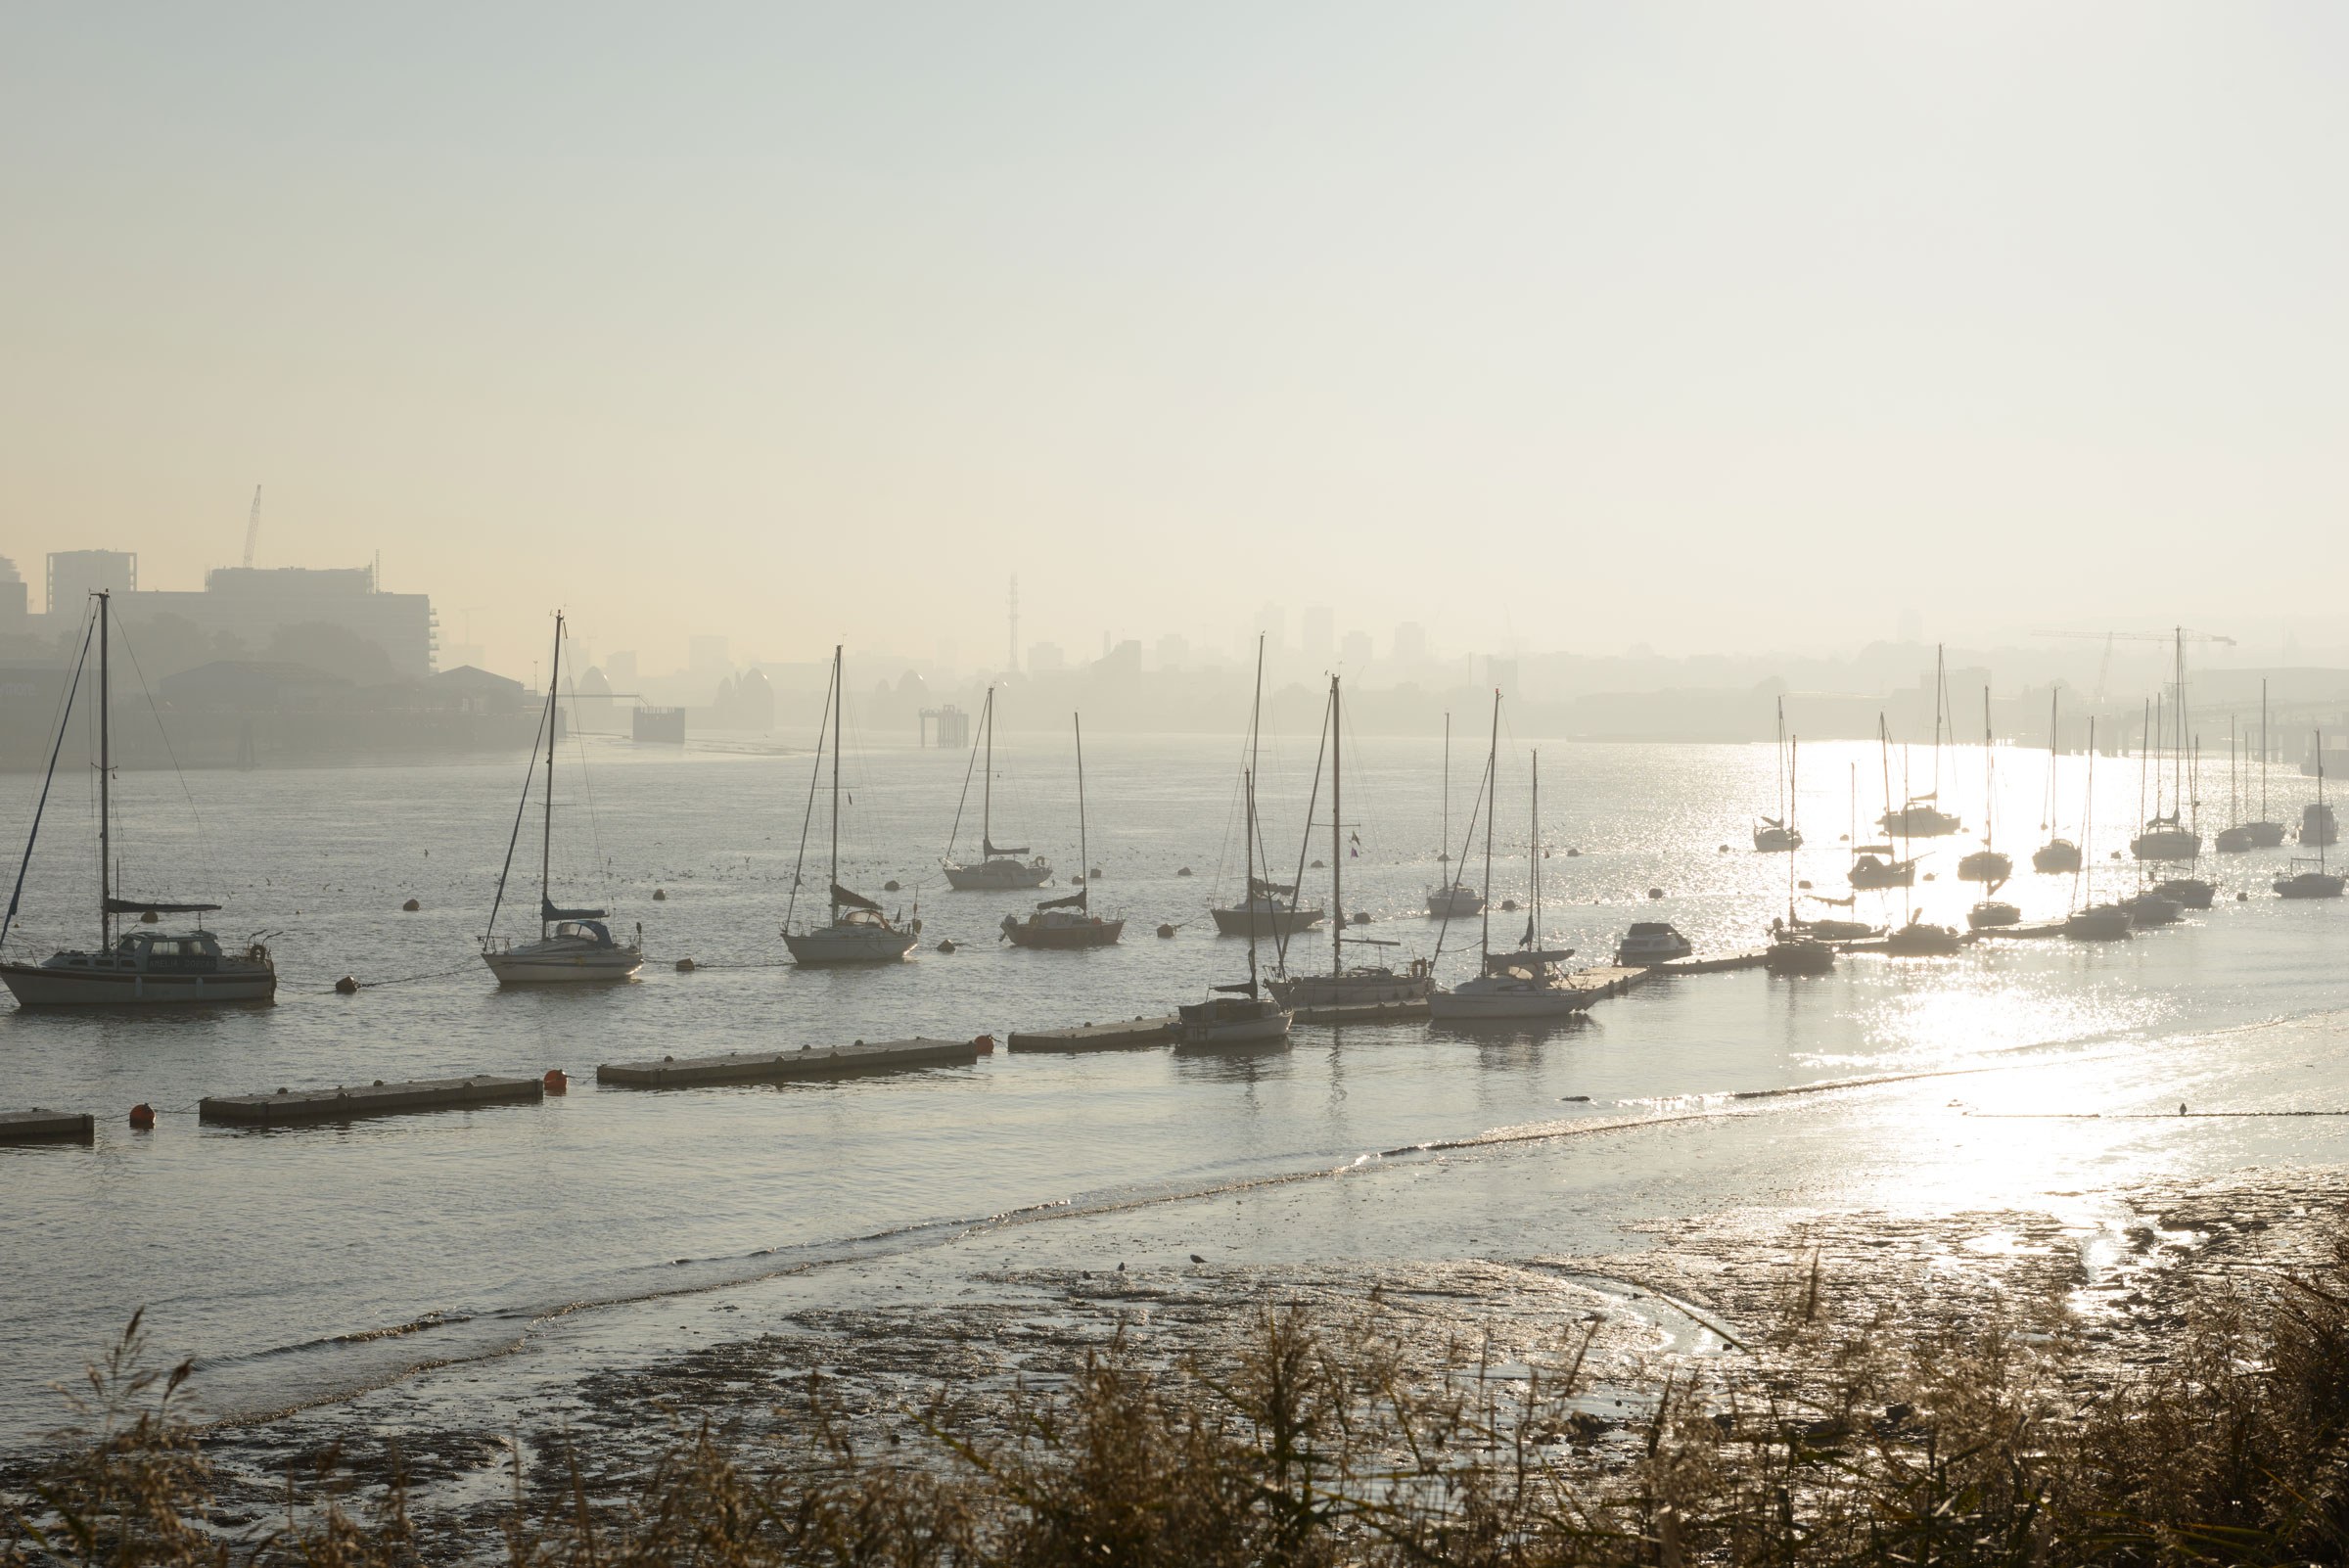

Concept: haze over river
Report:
left=4, top=727, right=2346, bottom=1446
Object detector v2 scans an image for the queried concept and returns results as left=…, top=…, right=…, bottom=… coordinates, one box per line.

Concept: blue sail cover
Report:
left=542, top=898, right=609, bottom=921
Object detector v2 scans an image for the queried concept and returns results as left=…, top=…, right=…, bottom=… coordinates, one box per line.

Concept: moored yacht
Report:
left=1, top=591, right=276, bottom=1007
left=1615, top=922, right=1693, bottom=966
left=782, top=647, right=919, bottom=965
left=1427, top=712, right=1488, bottom=918
left=1426, top=719, right=1586, bottom=1021
left=1268, top=675, right=1433, bottom=1009
left=942, top=687, right=1052, bottom=891
left=1183, top=638, right=1293, bottom=1045
left=483, top=613, right=642, bottom=986
left=1000, top=715, right=1123, bottom=949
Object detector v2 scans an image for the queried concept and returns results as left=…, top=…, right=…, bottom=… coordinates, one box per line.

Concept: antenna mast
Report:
left=241, top=485, right=261, bottom=569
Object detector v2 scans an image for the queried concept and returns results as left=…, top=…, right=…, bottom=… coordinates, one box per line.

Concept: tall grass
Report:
left=11, top=1235, right=2349, bottom=1566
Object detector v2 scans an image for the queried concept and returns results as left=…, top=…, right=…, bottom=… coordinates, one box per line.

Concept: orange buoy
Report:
left=542, top=1069, right=568, bottom=1095
left=973, top=1034, right=995, bottom=1054
left=334, top=975, right=359, bottom=994
left=128, top=1103, right=156, bottom=1130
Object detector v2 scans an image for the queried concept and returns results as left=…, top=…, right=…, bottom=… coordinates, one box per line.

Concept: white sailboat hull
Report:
left=483, top=938, right=642, bottom=985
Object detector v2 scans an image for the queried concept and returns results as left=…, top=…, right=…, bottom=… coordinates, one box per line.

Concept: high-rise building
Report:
left=47, top=550, right=137, bottom=614
left=118, top=566, right=437, bottom=678
left=0, top=558, right=25, bottom=631
left=1301, top=606, right=1333, bottom=662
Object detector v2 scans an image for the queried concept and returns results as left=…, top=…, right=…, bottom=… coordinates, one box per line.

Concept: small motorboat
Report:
left=1882, top=917, right=1963, bottom=956
left=2032, top=839, right=2082, bottom=873
left=1966, top=900, right=2021, bottom=930
left=2214, top=825, right=2256, bottom=853
left=1753, top=820, right=1802, bottom=853
left=1879, top=803, right=1962, bottom=838
left=2063, top=904, right=2135, bottom=942
left=1615, top=922, right=1693, bottom=966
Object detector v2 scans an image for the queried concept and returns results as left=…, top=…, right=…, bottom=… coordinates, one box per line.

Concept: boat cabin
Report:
left=48, top=929, right=228, bottom=973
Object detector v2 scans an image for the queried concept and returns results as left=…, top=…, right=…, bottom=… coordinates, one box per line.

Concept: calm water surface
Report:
left=2, top=729, right=2343, bottom=1443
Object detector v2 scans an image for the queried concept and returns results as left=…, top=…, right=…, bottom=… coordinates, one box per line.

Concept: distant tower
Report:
left=1007, top=575, right=1021, bottom=674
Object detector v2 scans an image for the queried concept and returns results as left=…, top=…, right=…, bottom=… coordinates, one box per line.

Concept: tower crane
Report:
left=241, top=484, right=262, bottom=570
left=2027, top=626, right=2234, bottom=709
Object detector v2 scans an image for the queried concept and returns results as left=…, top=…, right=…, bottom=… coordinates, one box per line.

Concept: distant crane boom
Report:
left=241, top=484, right=262, bottom=569
left=2027, top=625, right=2235, bottom=710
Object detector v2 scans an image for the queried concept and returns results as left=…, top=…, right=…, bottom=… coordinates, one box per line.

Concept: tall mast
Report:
left=982, top=687, right=993, bottom=853
left=2076, top=719, right=2097, bottom=913
left=1329, top=674, right=1342, bottom=978
left=2230, top=715, right=2239, bottom=827
left=1248, top=634, right=1265, bottom=888
left=1244, top=768, right=1261, bottom=993
left=541, top=613, right=562, bottom=930
left=2319, top=731, right=2329, bottom=878
left=830, top=645, right=843, bottom=922
left=1982, top=686, right=1995, bottom=853
left=2044, top=689, right=2058, bottom=831
left=1530, top=749, right=1542, bottom=949
left=1441, top=712, right=1450, bottom=866
left=1479, top=691, right=1498, bottom=960
left=2261, top=679, right=2270, bottom=822
left=1074, top=713, right=1088, bottom=913
left=1775, top=698, right=1787, bottom=822
left=97, top=591, right=111, bottom=950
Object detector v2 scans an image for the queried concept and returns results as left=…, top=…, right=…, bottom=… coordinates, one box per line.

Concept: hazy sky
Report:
left=5, top=3, right=2346, bottom=678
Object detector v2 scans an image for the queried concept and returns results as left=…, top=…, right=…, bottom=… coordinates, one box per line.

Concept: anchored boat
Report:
left=1, top=591, right=275, bottom=1006
left=783, top=647, right=920, bottom=964
left=482, top=613, right=641, bottom=986
left=1000, top=714, right=1123, bottom=949
left=942, top=687, right=1053, bottom=891
left=1428, top=708, right=1584, bottom=1021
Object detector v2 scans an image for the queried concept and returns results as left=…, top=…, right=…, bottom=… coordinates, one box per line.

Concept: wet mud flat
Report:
left=122, top=1164, right=2349, bottom=1555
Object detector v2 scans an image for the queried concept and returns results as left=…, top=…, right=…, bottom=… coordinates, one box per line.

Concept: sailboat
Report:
left=1766, top=731, right=1838, bottom=975
left=483, top=614, right=643, bottom=984
left=1427, top=708, right=1584, bottom=1021
left=1878, top=647, right=1962, bottom=837
left=1209, top=642, right=1323, bottom=939
left=2131, top=631, right=2201, bottom=861
left=2064, top=719, right=2135, bottom=941
left=2152, top=736, right=2216, bottom=908
left=1000, top=715, right=1123, bottom=948
left=1426, top=712, right=1483, bottom=917
left=1181, top=640, right=1293, bottom=1044
left=2215, top=717, right=2254, bottom=853
left=783, top=647, right=919, bottom=964
left=2242, top=680, right=2287, bottom=846
left=1268, top=676, right=1432, bottom=1007
left=2276, top=730, right=2345, bottom=899
left=942, top=687, right=1052, bottom=891
left=1850, top=721, right=1918, bottom=890
left=1754, top=697, right=1803, bottom=852
left=2032, top=690, right=2083, bottom=873
left=1958, top=687, right=2013, bottom=894
left=1, top=591, right=277, bottom=1005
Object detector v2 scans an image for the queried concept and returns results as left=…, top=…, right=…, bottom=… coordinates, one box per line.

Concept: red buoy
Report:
left=973, top=1034, right=995, bottom=1054
left=542, top=1069, right=568, bottom=1095
left=128, top=1103, right=156, bottom=1131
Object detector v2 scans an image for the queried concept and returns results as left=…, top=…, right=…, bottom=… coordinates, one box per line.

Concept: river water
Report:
left=2, top=726, right=2344, bottom=1447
